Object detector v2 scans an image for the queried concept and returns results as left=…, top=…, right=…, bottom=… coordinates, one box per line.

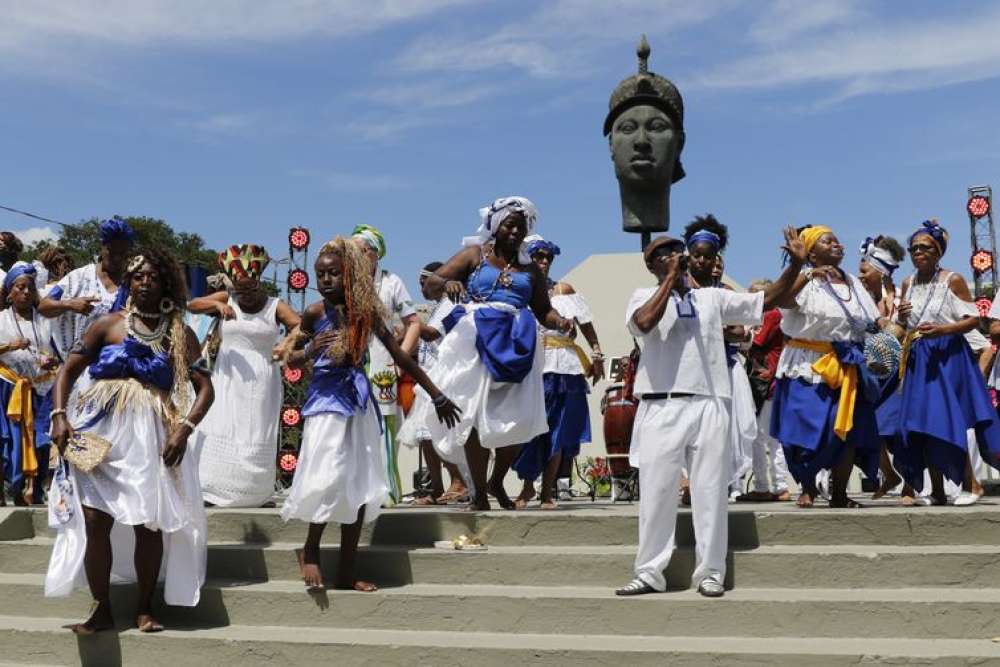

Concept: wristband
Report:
left=432, top=394, right=451, bottom=407
left=51, top=408, right=67, bottom=418
left=181, top=418, right=197, bottom=430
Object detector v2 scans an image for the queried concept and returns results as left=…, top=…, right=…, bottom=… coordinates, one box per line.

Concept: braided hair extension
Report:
left=316, top=237, right=385, bottom=366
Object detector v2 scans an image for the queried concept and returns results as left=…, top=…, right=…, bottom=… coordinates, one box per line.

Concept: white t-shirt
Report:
left=625, top=286, right=763, bottom=399
left=367, top=269, right=416, bottom=416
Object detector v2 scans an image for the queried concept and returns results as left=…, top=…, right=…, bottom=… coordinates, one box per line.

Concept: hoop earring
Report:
left=160, top=298, right=175, bottom=314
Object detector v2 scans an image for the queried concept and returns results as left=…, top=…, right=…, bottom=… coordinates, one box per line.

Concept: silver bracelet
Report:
left=51, top=408, right=67, bottom=418
left=181, top=418, right=197, bottom=430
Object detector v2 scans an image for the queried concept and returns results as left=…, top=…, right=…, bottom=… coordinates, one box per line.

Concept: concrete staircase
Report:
left=2, top=501, right=1000, bottom=666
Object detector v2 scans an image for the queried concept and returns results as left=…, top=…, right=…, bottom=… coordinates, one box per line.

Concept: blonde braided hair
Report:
left=316, top=236, right=385, bottom=366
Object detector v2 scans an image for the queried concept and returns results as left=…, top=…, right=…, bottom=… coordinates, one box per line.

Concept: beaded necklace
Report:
left=127, top=310, right=170, bottom=354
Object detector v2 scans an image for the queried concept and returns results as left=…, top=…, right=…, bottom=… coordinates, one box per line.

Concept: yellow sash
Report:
left=0, top=364, right=37, bottom=477
left=787, top=339, right=857, bottom=441
left=543, top=336, right=592, bottom=375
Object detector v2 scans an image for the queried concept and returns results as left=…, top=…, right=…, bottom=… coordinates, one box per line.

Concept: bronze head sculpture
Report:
left=605, top=35, right=685, bottom=238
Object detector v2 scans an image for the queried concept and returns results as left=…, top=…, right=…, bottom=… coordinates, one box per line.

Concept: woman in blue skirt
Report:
left=770, top=225, right=884, bottom=508
left=894, top=220, right=1000, bottom=504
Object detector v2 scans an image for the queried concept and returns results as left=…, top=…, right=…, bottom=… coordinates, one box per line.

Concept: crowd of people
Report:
left=0, top=202, right=998, bottom=631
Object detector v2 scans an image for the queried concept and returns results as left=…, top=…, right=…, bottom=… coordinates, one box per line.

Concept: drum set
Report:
left=600, top=353, right=640, bottom=501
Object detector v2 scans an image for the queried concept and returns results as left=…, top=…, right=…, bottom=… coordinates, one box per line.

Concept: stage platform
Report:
left=2, top=498, right=1000, bottom=665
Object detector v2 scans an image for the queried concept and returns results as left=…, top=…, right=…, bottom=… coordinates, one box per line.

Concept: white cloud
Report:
left=748, top=0, right=863, bottom=44
left=352, top=80, right=501, bottom=110
left=396, top=0, right=733, bottom=78
left=701, top=7, right=1000, bottom=103
left=3, top=226, right=59, bottom=246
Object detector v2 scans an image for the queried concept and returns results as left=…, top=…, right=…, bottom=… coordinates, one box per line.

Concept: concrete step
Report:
left=8, top=501, right=1000, bottom=547
left=3, top=538, right=1000, bottom=589
left=2, top=615, right=999, bottom=667
left=5, top=574, right=1000, bottom=640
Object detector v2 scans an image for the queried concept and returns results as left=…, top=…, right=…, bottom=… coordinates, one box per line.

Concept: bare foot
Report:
left=514, top=485, right=536, bottom=510
left=136, top=613, right=164, bottom=633
left=796, top=492, right=815, bottom=508
left=335, top=579, right=378, bottom=592
left=899, top=494, right=917, bottom=506
left=487, top=478, right=515, bottom=510
left=298, top=545, right=324, bottom=590
left=70, top=601, right=114, bottom=635
left=540, top=500, right=558, bottom=510
left=871, top=474, right=902, bottom=500
left=773, top=490, right=792, bottom=502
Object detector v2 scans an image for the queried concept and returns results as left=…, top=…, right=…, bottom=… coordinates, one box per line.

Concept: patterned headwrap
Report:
left=218, top=244, right=271, bottom=281
left=352, top=224, right=386, bottom=259
left=909, top=219, right=948, bottom=256
left=799, top=225, right=833, bottom=254
left=859, top=237, right=899, bottom=277
left=99, top=217, right=138, bottom=246
left=686, top=229, right=721, bottom=252
left=3, top=261, right=37, bottom=294
left=525, top=234, right=561, bottom=258
left=463, top=196, right=539, bottom=264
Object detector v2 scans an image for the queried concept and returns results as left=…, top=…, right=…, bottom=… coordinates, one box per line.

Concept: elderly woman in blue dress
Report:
left=0, top=263, right=60, bottom=506
left=400, top=196, right=573, bottom=511
left=511, top=235, right=604, bottom=510
left=894, top=220, right=1000, bottom=505
left=770, top=225, right=885, bottom=508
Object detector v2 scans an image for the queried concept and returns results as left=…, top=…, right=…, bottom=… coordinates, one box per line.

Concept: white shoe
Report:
left=954, top=491, right=982, bottom=506
left=697, top=576, right=725, bottom=598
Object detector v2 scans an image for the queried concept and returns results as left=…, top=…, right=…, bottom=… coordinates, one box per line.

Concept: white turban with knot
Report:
left=463, top=196, right=538, bottom=264
left=859, top=237, right=899, bottom=277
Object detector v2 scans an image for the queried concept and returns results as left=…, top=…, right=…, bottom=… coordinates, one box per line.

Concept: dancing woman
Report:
left=280, top=238, right=458, bottom=591
left=46, top=247, right=214, bottom=634
left=188, top=244, right=300, bottom=508
left=894, top=220, right=1000, bottom=504
left=512, top=235, right=604, bottom=509
left=400, top=196, right=573, bottom=511
left=856, top=236, right=910, bottom=501
left=769, top=225, right=884, bottom=508
left=0, top=263, right=60, bottom=506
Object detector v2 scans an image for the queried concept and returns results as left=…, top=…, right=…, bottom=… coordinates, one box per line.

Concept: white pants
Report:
left=750, top=399, right=790, bottom=493
left=631, top=396, right=730, bottom=591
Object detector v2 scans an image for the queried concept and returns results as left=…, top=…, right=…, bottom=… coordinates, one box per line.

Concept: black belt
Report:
left=641, top=392, right=696, bottom=400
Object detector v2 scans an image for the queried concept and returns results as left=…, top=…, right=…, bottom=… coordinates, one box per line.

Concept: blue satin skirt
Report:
left=893, top=334, right=1000, bottom=491
left=513, top=373, right=591, bottom=482
left=770, top=376, right=879, bottom=486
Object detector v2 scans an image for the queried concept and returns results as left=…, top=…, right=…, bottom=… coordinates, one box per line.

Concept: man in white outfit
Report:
left=617, top=232, right=804, bottom=597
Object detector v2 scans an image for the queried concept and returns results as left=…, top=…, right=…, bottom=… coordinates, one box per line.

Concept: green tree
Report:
left=24, top=216, right=219, bottom=269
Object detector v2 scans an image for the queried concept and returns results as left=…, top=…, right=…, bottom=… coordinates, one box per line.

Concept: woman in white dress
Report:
left=279, top=237, right=458, bottom=591
left=0, top=263, right=60, bottom=506
left=399, top=196, right=573, bottom=510
left=188, top=244, right=300, bottom=507
left=46, top=246, right=214, bottom=634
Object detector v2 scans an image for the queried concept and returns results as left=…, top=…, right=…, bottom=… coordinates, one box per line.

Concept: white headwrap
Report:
left=859, top=237, right=899, bottom=277
left=463, top=196, right=538, bottom=264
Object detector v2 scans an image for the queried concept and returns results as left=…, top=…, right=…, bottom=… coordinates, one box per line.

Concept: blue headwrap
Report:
left=909, top=219, right=948, bottom=256
left=3, top=262, right=36, bottom=294
left=99, top=217, right=137, bottom=246
left=686, top=229, right=722, bottom=252
left=525, top=235, right=561, bottom=258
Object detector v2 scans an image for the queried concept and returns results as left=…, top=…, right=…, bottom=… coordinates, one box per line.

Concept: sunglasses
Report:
left=908, top=243, right=936, bottom=254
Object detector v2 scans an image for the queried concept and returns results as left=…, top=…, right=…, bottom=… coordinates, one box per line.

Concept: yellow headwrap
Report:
left=800, top=225, right=833, bottom=254
left=219, top=244, right=270, bottom=280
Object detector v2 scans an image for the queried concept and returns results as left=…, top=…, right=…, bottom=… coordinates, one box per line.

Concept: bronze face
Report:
left=610, top=105, right=681, bottom=191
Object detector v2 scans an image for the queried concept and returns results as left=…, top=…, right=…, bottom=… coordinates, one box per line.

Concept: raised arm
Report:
left=630, top=254, right=683, bottom=334
left=187, top=291, right=233, bottom=319
left=761, top=226, right=810, bottom=310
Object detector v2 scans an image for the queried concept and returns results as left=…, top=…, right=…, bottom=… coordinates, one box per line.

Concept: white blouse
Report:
left=541, top=292, right=594, bottom=376
left=776, top=274, right=879, bottom=383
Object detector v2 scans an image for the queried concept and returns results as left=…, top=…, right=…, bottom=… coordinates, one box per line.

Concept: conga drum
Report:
left=602, top=383, right=638, bottom=477
left=397, top=371, right=416, bottom=417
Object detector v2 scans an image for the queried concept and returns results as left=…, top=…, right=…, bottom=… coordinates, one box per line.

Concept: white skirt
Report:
left=397, top=304, right=548, bottom=465
left=280, top=403, right=386, bottom=526
left=45, top=383, right=207, bottom=607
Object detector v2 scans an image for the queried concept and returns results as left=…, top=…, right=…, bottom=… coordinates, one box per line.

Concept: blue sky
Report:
left=1, top=0, right=999, bottom=300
